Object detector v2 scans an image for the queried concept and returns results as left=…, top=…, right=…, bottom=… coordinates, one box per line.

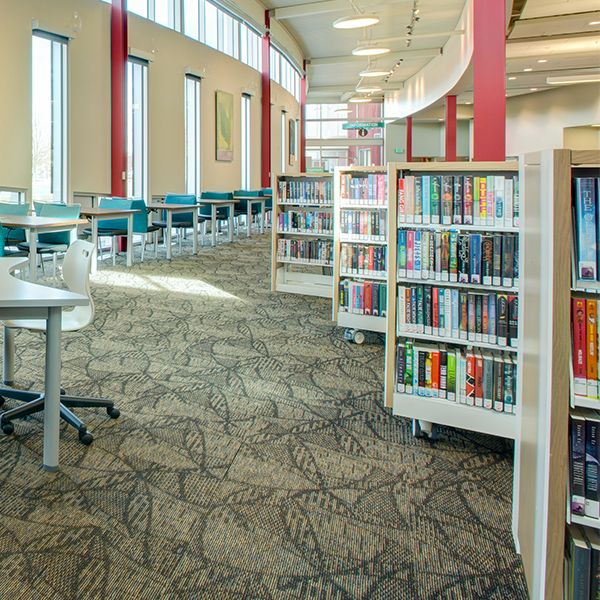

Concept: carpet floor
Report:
left=0, top=234, right=529, bottom=599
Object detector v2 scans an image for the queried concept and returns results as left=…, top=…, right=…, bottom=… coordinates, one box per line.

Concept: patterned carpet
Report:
left=0, top=234, right=528, bottom=599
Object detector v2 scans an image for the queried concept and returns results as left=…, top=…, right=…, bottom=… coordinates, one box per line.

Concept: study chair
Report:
left=152, top=194, right=203, bottom=253
left=17, top=202, right=81, bottom=279
left=233, top=190, right=263, bottom=236
left=127, top=198, right=161, bottom=261
left=262, top=188, right=273, bottom=228
left=0, top=240, right=120, bottom=445
left=199, top=191, right=234, bottom=241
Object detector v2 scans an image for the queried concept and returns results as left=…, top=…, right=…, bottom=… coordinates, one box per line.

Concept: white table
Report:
left=147, top=203, right=199, bottom=260
left=0, top=215, right=87, bottom=283
left=199, top=199, right=236, bottom=246
left=233, top=196, right=267, bottom=237
left=0, top=257, right=88, bottom=471
left=80, top=208, right=138, bottom=273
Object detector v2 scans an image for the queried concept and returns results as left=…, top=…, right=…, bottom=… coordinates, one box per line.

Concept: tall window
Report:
left=127, top=58, right=148, bottom=199
left=241, top=94, right=251, bottom=189
left=280, top=112, right=286, bottom=174
left=185, top=76, right=202, bottom=197
left=32, top=32, right=67, bottom=204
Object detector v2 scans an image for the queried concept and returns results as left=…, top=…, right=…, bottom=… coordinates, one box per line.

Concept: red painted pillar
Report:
left=406, top=116, right=413, bottom=162
left=472, top=0, right=506, bottom=161
left=261, top=11, right=271, bottom=188
left=299, top=60, right=307, bottom=173
left=445, top=95, right=457, bottom=161
left=111, top=0, right=128, bottom=197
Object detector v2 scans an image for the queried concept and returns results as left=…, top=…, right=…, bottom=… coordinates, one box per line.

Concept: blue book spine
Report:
left=575, top=177, right=597, bottom=281
left=422, top=176, right=431, bottom=223
left=451, top=288, right=459, bottom=337
left=413, top=230, right=422, bottom=276
left=398, top=230, right=407, bottom=277
left=470, top=233, right=482, bottom=284
left=488, top=294, right=496, bottom=339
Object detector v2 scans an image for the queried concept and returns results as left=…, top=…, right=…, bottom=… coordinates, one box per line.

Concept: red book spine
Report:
left=475, top=354, right=484, bottom=407
left=431, top=351, right=440, bottom=397
left=572, top=297, right=588, bottom=396
left=365, top=282, right=372, bottom=315
left=432, top=287, right=439, bottom=333
left=465, top=352, right=475, bottom=405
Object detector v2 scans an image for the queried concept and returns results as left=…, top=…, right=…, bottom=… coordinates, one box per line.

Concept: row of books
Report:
left=277, top=179, right=332, bottom=204
left=397, top=174, right=519, bottom=227
left=340, top=243, right=388, bottom=278
left=397, top=230, right=519, bottom=287
left=277, top=211, right=333, bottom=236
left=339, top=173, right=387, bottom=205
left=572, top=297, right=600, bottom=400
left=565, top=525, right=600, bottom=600
left=338, top=279, right=387, bottom=317
left=276, top=239, right=332, bottom=265
left=397, top=285, right=518, bottom=348
left=340, top=209, right=387, bottom=241
left=574, top=177, right=600, bottom=282
left=395, top=340, right=517, bottom=412
left=570, top=410, right=600, bottom=520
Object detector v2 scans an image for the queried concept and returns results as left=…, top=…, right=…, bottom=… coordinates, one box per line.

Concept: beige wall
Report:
left=0, top=0, right=301, bottom=200
left=563, top=126, right=600, bottom=150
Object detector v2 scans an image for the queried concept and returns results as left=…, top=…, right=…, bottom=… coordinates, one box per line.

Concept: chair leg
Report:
left=141, top=234, right=145, bottom=262
left=52, top=253, right=57, bottom=280
left=112, top=237, right=117, bottom=266
left=155, top=230, right=159, bottom=257
left=61, top=394, right=115, bottom=411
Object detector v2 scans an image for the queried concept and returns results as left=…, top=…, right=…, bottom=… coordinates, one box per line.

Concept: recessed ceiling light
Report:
left=349, top=96, right=373, bottom=103
left=333, top=14, right=380, bottom=29
left=508, top=76, right=517, bottom=80
left=352, top=45, right=390, bottom=57
left=523, top=67, right=533, bottom=72
left=335, top=108, right=352, bottom=114
left=547, top=74, right=600, bottom=84
left=438, top=118, right=444, bottom=121
left=359, top=68, right=392, bottom=78
left=465, top=101, right=472, bottom=104
left=592, top=124, right=600, bottom=127
left=537, top=59, right=547, bottom=63
left=356, top=85, right=382, bottom=93
left=589, top=21, right=600, bottom=25
left=530, top=88, right=538, bottom=91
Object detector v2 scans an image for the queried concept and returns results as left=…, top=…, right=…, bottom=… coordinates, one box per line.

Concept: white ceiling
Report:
left=264, top=0, right=600, bottom=108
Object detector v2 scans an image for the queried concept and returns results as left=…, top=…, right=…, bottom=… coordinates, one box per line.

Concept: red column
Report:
left=445, top=95, right=457, bottom=161
left=299, top=60, right=307, bottom=173
left=261, top=11, right=271, bottom=188
left=406, top=116, right=413, bottom=162
left=472, top=0, right=506, bottom=161
left=111, top=0, right=128, bottom=197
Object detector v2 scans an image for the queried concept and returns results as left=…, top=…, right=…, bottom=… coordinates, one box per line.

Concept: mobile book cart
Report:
left=332, top=166, right=390, bottom=344
left=382, top=160, right=520, bottom=441
left=271, top=173, right=334, bottom=299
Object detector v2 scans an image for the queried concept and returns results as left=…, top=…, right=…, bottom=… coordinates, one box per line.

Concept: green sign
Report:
left=342, top=121, right=384, bottom=130
left=394, top=148, right=405, bottom=154
left=306, top=167, right=327, bottom=173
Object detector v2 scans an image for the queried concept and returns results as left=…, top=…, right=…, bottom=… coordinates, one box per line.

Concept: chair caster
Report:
left=343, top=328, right=365, bottom=345
left=107, top=407, right=120, bottom=419
left=1, top=421, right=14, bottom=435
left=60, top=388, right=66, bottom=396
left=412, top=419, right=437, bottom=440
left=78, top=430, right=94, bottom=445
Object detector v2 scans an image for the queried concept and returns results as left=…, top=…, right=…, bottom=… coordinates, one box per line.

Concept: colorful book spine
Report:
left=574, top=177, right=597, bottom=281
left=571, top=412, right=587, bottom=515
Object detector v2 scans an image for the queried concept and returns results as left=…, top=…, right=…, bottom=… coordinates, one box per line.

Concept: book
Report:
left=573, top=297, right=588, bottom=396
left=571, top=411, right=587, bottom=516
left=430, top=176, right=441, bottom=224
left=588, top=299, right=599, bottom=398
left=441, top=176, right=453, bottom=225
left=566, top=524, right=591, bottom=600
left=453, top=176, right=463, bottom=224
left=585, top=413, right=600, bottom=519
left=574, top=177, right=597, bottom=281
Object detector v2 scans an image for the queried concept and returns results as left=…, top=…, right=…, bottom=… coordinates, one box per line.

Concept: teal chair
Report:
left=83, top=197, right=133, bottom=265
left=262, top=188, right=273, bottom=228
left=0, top=203, right=28, bottom=248
left=129, top=198, right=161, bottom=261
left=152, top=194, right=202, bottom=254
left=233, top=190, right=264, bottom=236
left=199, top=192, right=234, bottom=242
left=18, top=203, right=81, bottom=278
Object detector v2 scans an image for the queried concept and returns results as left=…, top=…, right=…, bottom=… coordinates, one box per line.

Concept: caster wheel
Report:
left=353, top=330, right=365, bottom=345
left=1, top=422, right=14, bottom=435
left=78, top=431, right=94, bottom=445
left=107, top=407, right=120, bottom=419
left=412, top=419, right=436, bottom=439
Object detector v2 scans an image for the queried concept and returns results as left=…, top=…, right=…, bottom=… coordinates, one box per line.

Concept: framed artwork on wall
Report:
left=289, top=119, right=296, bottom=165
left=216, top=90, right=234, bottom=161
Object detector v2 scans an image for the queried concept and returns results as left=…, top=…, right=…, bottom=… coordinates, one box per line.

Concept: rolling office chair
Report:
left=0, top=240, right=120, bottom=445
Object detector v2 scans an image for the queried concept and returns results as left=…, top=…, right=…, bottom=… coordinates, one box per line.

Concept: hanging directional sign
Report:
left=342, top=121, right=385, bottom=130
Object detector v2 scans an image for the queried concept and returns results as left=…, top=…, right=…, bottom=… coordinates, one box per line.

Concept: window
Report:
left=280, top=112, right=286, bottom=174
left=0, top=189, right=25, bottom=204
left=241, top=94, right=251, bottom=189
left=270, top=47, right=302, bottom=101
left=154, top=0, right=175, bottom=28
left=128, top=0, right=148, bottom=18
left=32, top=32, right=68, bottom=204
left=204, top=1, right=218, bottom=48
left=127, top=58, right=148, bottom=200
left=185, top=76, right=202, bottom=197
left=183, top=0, right=199, bottom=39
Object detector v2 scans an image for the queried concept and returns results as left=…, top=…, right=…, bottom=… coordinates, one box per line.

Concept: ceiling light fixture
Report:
left=547, top=74, right=600, bottom=85
left=335, top=108, right=352, bottom=114
left=356, top=85, right=382, bottom=93
left=508, top=76, right=517, bottom=80
left=537, top=59, right=547, bottom=63
left=352, top=45, right=390, bottom=56
left=589, top=21, right=600, bottom=25
left=349, top=96, right=373, bottom=103
left=359, top=67, right=392, bottom=78
left=333, top=14, right=380, bottom=29
left=523, top=67, right=533, bottom=72
left=530, top=88, right=538, bottom=91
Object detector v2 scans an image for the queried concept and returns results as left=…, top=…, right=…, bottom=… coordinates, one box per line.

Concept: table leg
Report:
left=29, top=230, right=38, bottom=282
left=260, top=201, right=265, bottom=234
left=126, top=214, right=133, bottom=267
left=3, top=327, right=15, bottom=385
left=166, top=211, right=173, bottom=260
left=192, top=210, right=198, bottom=254
left=211, top=205, right=217, bottom=247
left=43, top=306, right=61, bottom=472
left=247, top=205, right=251, bottom=238
left=228, top=205, right=234, bottom=243
left=91, top=217, right=98, bottom=275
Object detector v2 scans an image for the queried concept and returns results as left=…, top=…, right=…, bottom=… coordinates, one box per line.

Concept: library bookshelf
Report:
left=271, top=173, right=334, bottom=299
left=332, top=166, right=390, bottom=336
left=514, top=149, right=600, bottom=600
left=382, top=161, right=520, bottom=442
